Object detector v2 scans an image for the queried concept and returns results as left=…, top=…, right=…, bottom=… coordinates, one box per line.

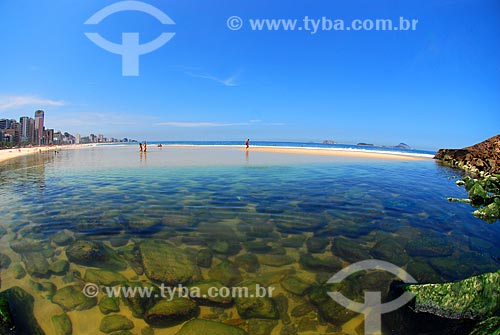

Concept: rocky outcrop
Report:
left=0, top=286, right=45, bottom=334
left=434, top=134, right=500, bottom=175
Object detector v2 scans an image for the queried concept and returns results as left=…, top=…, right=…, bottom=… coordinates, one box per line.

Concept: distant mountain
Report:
left=394, top=143, right=411, bottom=149
left=322, top=140, right=336, bottom=145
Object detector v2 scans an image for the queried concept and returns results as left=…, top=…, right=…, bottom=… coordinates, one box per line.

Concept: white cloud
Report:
left=0, top=95, right=65, bottom=111
left=185, top=71, right=239, bottom=87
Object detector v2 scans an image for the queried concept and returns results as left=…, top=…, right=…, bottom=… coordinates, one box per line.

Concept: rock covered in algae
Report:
left=51, top=313, right=72, bottom=335
left=0, top=286, right=45, bottom=334
left=66, top=240, right=127, bottom=270
left=175, top=319, right=247, bottom=335
left=122, top=281, right=161, bottom=318
left=280, top=275, right=311, bottom=296
left=99, top=296, right=120, bottom=314
left=208, top=260, right=242, bottom=286
left=139, top=240, right=201, bottom=285
left=51, top=285, right=97, bottom=311
left=100, top=314, right=134, bottom=333
left=404, top=270, right=500, bottom=319
left=144, top=297, right=198, bottom=327
left=187, top=280, right=233, bottom=305
left=83, top=269, right=127, bottom=286
left=234, top=282, right=278, bottom=319
left=469, top=316, right=500, bottom=335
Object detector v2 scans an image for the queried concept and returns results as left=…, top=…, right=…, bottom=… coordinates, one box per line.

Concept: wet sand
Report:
left=0, top=144, right=95, bottom=164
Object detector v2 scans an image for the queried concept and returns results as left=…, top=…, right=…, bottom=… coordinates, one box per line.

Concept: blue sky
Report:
left=0, top=0, right=499, bottom=150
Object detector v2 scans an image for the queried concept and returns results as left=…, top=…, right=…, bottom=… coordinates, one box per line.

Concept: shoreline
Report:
left=0, top=144, right=96, bottom=164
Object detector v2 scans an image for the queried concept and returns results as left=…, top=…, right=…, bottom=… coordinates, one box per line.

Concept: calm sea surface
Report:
left=0, top=145, right=498, bottom=334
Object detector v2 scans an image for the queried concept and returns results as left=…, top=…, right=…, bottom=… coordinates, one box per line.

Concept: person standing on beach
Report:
left=139, top=143, right=143, bottom=152
left=245, top=138, right=250, bottom=149
left=144, top=141, right=147, bottom=152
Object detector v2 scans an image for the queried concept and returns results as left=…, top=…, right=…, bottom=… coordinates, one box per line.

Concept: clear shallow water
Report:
left=0, top=146, right=499, bottom=334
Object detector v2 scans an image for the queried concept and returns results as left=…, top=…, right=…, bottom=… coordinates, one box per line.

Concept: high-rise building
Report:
left=75, top=133, right=81, bottom=144
left=0, top=119, right=12, bottom=130
left=34, top=110, right=45, bottom=145
left=20, top=116, right=31, bottom=144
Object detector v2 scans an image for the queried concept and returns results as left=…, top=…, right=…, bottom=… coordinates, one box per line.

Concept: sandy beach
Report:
left=0, top=144, right=95, bottom=164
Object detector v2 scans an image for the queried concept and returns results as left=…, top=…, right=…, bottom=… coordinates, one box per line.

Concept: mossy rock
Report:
left=331, top=237, right=371, bottom=263
left=235, top=282, right=278, bottom=320
left=280, top=276, right=311, bottom=296
left=0, top=253, right=11, bottom=269
left=83, top=269, right=127, bottom=286
left=188, top=281, right=233, bottom=305
left=299, top=253, right=342, bottom=273
left=406, top=234, right=453, bottom=258
left=139, top=240, right=201, bottom=285
left=22, top=252, right=50, bottom=277
left=99, top=315, right=134, bottom=333
left=50, top=230, right=74, bottom=246
left=234, top=254, right=260, bottom=273
left=11, top=263, right=26, bottom=279
left=0, top=286, right=45, bottom=335
left=306, top=237, right=329, bottom=253
left=405, top=270, right=500, bottom=319
left=469, top=316, right=500, bottom=335
left=257, top=254, right=295, bottom=267
left=144, top=298, right=198, bottom=327
left=248, top=319, right=278, bottom=335
left=370, top=238, right=409, bottom=266
left=280, top=235, right=305, bottom=248
left=307, top=284, right=357, bottom=325
left=208, top=260, right=242, bottom=286
left=175, top=319, right=247, bottom=335
left=51, top=313, right=72, bottom=335
left=66, top=240, right=127, bottom=271
left=122, top=281, right=161, bottom=318
left=49, top=260, right=69, bottom=276
left=51, top=285, right=97, bottom=311
left=196, top=248, right=213, bottom=268
left=99, top=296, right=120, bottom=314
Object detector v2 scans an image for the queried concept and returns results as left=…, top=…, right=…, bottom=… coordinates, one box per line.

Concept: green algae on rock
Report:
left=144, top=298, right=198, bottom=327
left=469, top=316, right=500, bottom=335
left=66, top=240, right=127, bottom=270
left=51, top=285, right=97, bottom=311
left=100, top=314, right=134, bottom=333
left=175, top=319, right=247, bottom=335
left=51, top=313, right=72, bottom=335
left=0, top=286, right=45, bottom=335
left=404, top=270, right=500, bottom=319
left=234, top=282, right=278, bottom=319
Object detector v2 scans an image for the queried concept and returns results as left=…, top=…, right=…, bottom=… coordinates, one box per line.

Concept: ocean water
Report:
left=0, top=145, right=498, bottom=334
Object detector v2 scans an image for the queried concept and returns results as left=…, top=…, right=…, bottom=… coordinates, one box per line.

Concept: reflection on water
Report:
left=0, top=146, right=499, bottom=334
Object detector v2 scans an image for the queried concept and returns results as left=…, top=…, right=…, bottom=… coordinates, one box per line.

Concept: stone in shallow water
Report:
left=406, top=234, right=453, bottom=257
left=188, top=280, right=233, bottom=306
left=139, top=240, right=201, bottom=285
left=11, top=263, right=26, bottom=279
left=275, top=217, right=326, bottom=233
left=307, top=284, right=357, bottom=325
left=22, top=252, right=50, bottom=277
left=208, top=260, right=243, bottom=286
left=404, top=270, right=500, bottom=319
left=116, top=244, right=144, bottom=275
left=51, top=285, right=97, bottom=311
left=199, top=223, right=241, bottom=256
left=257, top=254, right=295, bottom=267
left=274, top=294, right=291, bottom=325
left=49, top=260, right=69, bottom=276
left=330, top=237, right=371, bottom=263
left=280, top=275, right=311, bottom=296
left=50, top=230, right=74, bottom=246
left=306, top=237, right=330, bottom=253
left=122, top=281, right=161, bottom=318
left=370, top=238, right=409, bottom=266
left=0, top=253, right=11, bottom=269
left=428, top=256, right=478, bottom=281
left=248, top=319, right=278, bottom=335
left=299, top=253, right=342, bottom=273
left=235, top=282, right=278, bottom=319
left=175, top=319, right=247, bottom=335
left=100, top=315, right=134, bottom=333
left=0, top=286, right=44, bottom=335
left=244, top=240, right=273, bottom=253
left=66, top=240, right=127, bottom=271
left=83, top=269, right=128, bottom=286
left=234, top=253, right=260, bottom=273
left=30, top=280, right=57, bottom=299
left=51, top=313, right=72, bottom=335
left=406, top=259, right=441, bottom=283
left=99, top=296, right=120, bottom=314
left=144, top=298, right=198, bottom=327
left=196, top=248, right=213, bottom=268
left=291, top=303, right=315, bottom=317
left=280, top=235, right=305, bottom=248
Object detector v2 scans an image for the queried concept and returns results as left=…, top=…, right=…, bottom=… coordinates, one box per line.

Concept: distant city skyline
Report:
left=0, top=0, right=499, bottom=151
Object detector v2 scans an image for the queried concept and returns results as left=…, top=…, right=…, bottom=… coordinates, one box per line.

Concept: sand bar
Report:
left=0, top=144, right=95, bottom=164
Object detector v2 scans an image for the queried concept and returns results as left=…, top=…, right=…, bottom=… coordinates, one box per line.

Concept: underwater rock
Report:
left=370, top=238, right=409, bottom=266
left=10, top=238, right=48, bottom=253
left=140, top=240, right=201, bottom=285
left=51, top=313, right=72, bottom=335
left=306, top=237, right=329, bottom=253
left=275, top=218, right=326, bottom=233
left=469, top=316, right=500, bottom=335
left=196, top=248, right=213, bottom=268
left=297, top=315, right=319, bottom=332
left=199, top=223, right=241, bottom=256
left=175, top=319, right=247, bottom=335
left=280, top=275, right=311, bottom=296
left=244, top=240, right=272, bottom=254
left=0, top=286, right=45, bottom=335
left=30, top=280, right=56, bottom=299
left=188, top=281, right=233, bottom=306
left=11, top=263, right=26, bottom=279
left=331, top=237, right=371, bottom=263
left=235, top=282, right=278, bottom=319
left=141, top=326, right=155, bottom=335
left=116, top=244, right=144, bottom=275
left=406, top=259, right=441, bottom=283
left=280, top=235, right=305, bottom=248
left=66, top=240, right=127, bottom=270
left=122, top=281, right=161, bottom=318
left=50, top=230, right=74, bottom=246
left=257, top=254, right=295, bottom=267
left=99, top=296, right=120, bottom=314
left=49, top=260, right=69, bottom=276
left=0, top=253, right=11, bottom=269
left=299, top=253, right=342, bottom=273
left=83, top=269, right=127, bottom=286
left=51, top=285, right=97, bottom=311
left=22, top=252, right=50, bottom=277
left=307, top=284, right=357, bottom=325
left=248, top=319, right=278, bottom=335
left=291, top=303, right=315, bottom=317
left=234, top=253, right=260, bottom=273
left=274, top=294, right=291, bottom=325
left=100, top=315, right=134, bottom=333
left=144, top=298, right=198, bottom=327
left=406, top=234, right=453, bottom=258
left=161, top=214, right=197, bottom=228
left=208, top=260, right=243, bottom=286
left=404, top=270, right=500, bottom=319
